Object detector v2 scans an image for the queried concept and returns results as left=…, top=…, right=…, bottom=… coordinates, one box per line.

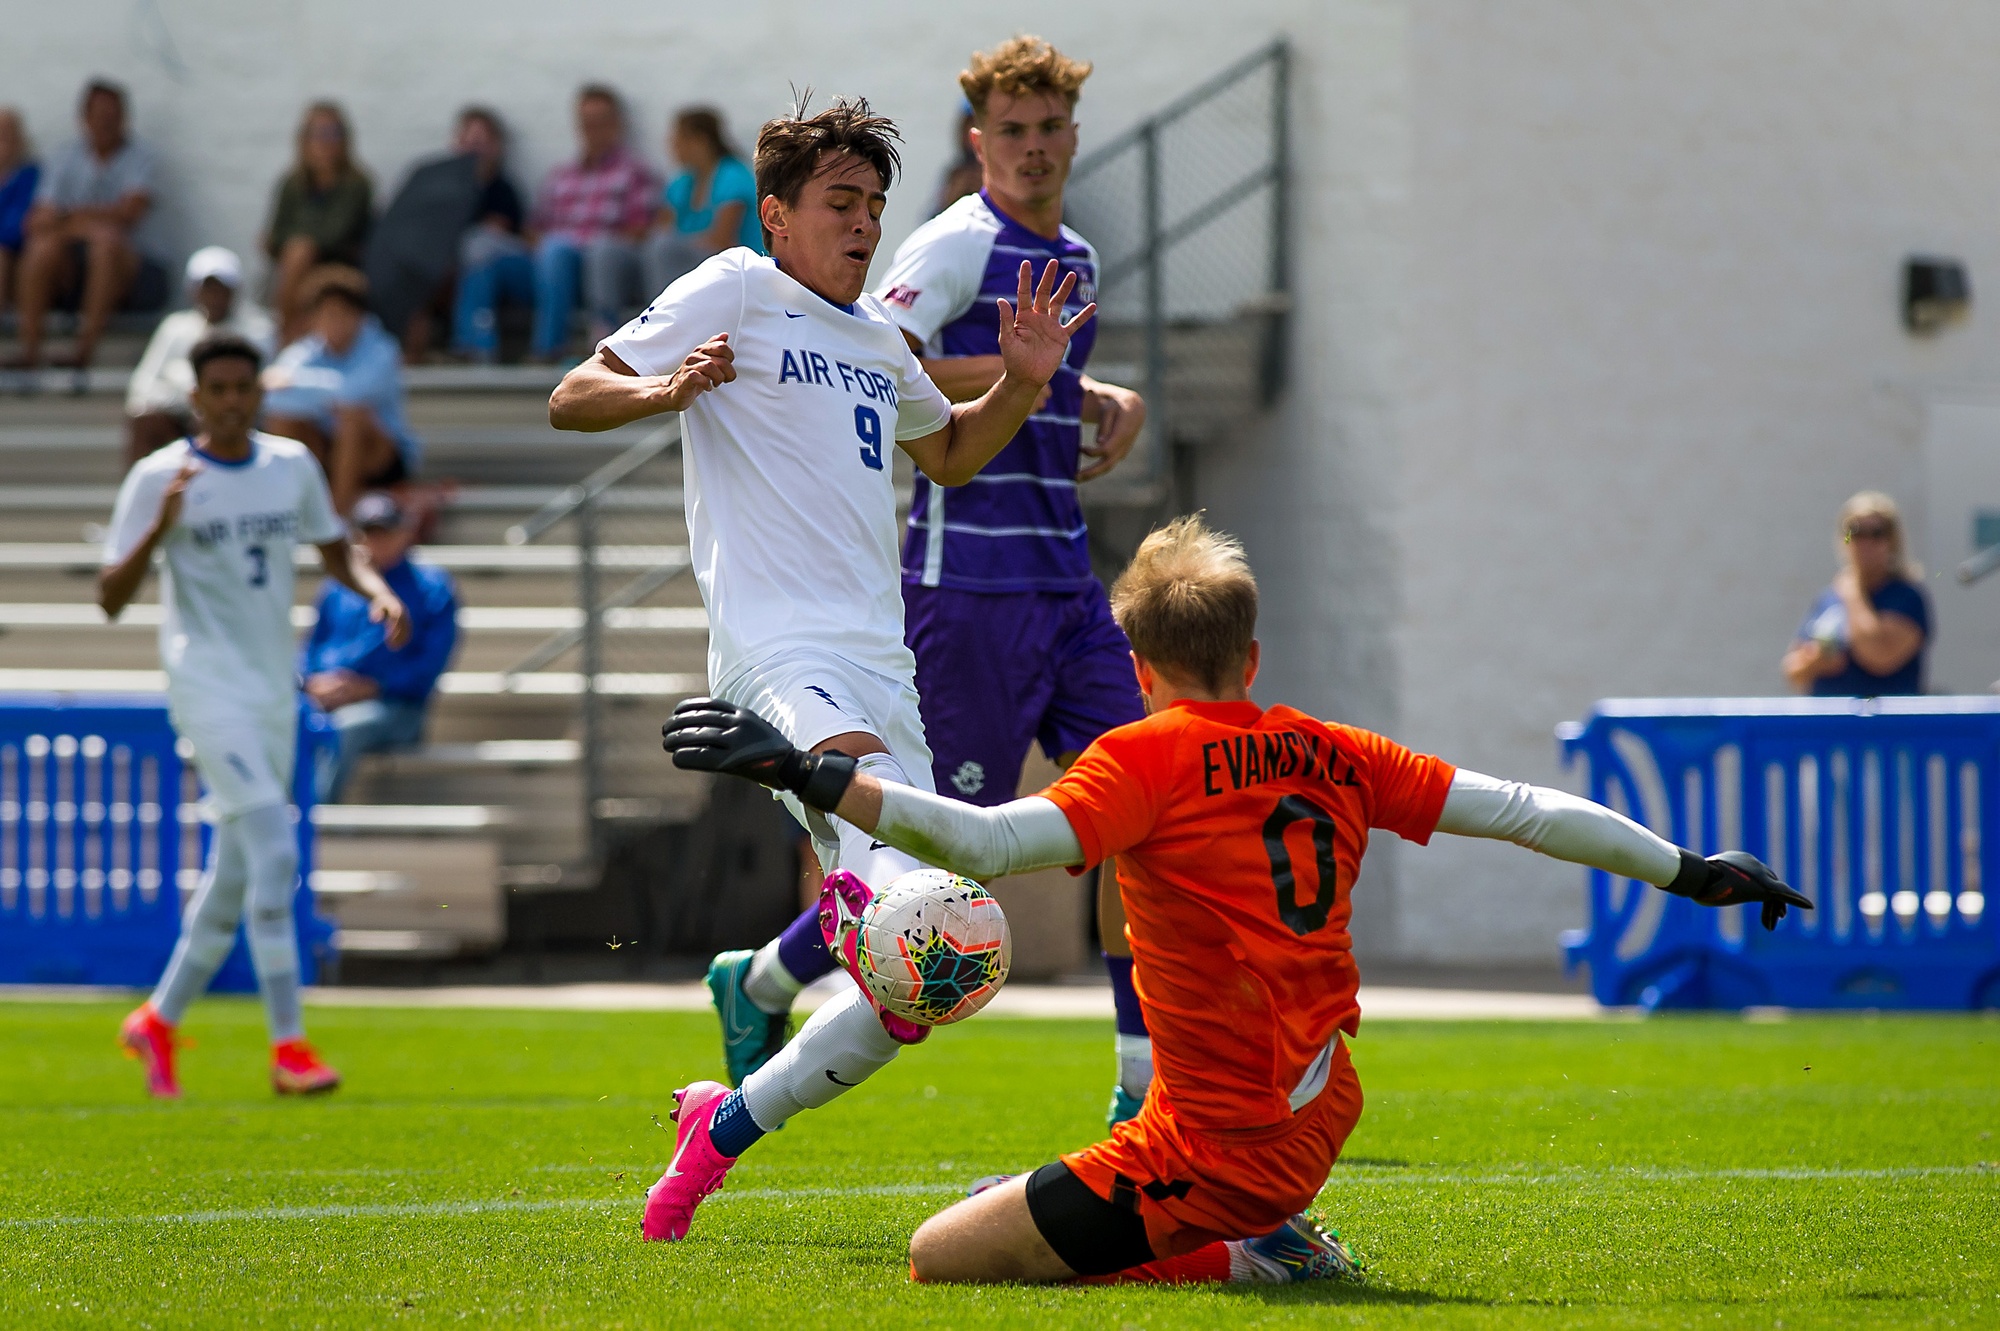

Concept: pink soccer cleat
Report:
left=118, top=1003, right=181, bottom=1099
left=817, top=870, right=929, bottom=1046
left=641, top=1080, right=740, bottom=1241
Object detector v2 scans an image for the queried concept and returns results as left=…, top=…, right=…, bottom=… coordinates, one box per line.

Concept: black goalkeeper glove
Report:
left=1662, top=849, right=1813, bottom=930
left=661, top=697, right=857, bottom=812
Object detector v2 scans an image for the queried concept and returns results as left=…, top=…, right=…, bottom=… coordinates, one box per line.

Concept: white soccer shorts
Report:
left=169, top=702, right=296, bottom=820
left=716, top=646, right=937, bottom=842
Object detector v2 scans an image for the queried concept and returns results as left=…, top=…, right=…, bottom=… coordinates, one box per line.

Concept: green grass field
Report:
left=1, top=1000, right=1995, bottom=1329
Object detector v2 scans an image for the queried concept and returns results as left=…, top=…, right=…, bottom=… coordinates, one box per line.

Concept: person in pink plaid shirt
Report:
left=459, top=84, right=657, bottom=361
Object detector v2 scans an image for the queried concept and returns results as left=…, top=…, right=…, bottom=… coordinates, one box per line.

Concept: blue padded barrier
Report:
left=1558, top=697, right=2000, bottom=1010
left=0, top=694, right=334, bottom=989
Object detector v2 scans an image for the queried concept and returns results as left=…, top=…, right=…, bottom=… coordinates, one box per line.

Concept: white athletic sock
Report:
left=1227, top=1239, right=1289, bottom=1284
left=237, top=802, right=304, bottom=1043
left=743, top=939, right=803, bottom=1014
left=835, top=752, right=922, bottom=888
left=1116, top=1033, right=1154, bottom=1101
left=149, top=818, right=251, bottom=1025
left=739, top=986, right=902, bottom=1130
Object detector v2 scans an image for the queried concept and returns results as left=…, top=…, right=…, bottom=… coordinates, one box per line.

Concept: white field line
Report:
left=0, top=1184, right=960, bottom=1228
left=5, top=1166, right=1988, bottom=1229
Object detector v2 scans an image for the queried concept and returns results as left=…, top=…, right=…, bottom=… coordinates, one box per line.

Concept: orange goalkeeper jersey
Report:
left=1042, top=699, right=1454, bottom=1131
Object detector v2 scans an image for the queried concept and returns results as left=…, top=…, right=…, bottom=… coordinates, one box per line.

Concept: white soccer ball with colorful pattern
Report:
left=855, top=868, right=1012, bottom=1027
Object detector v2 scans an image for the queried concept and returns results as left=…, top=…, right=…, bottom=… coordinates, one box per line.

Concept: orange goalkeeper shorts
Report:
left=1059, top=1037, right=1363, bottom=1259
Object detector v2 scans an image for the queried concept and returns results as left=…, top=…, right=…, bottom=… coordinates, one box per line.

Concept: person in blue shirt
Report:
left=302, top=492, right=459, bottom=800
left=0, top=109, right=40, bottom=307
left=641, top=107, right=760, bottom=295
left=1783, top=491, right=1930, bottom=696
left=262, top=265, right=422, bottom=514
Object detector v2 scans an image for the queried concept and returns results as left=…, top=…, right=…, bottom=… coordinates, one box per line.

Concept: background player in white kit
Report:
left=101, top=332, right=409, bottom=1099
left=547, top=98, right=1092, bottom=1241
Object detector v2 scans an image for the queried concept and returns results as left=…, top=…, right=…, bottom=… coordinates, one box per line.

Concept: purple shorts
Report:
left=904, top=581, right=1146, bottom=806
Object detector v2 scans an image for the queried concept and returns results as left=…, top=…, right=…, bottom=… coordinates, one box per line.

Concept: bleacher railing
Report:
left=502, top=419, right=689, bottom=865
left=1558, top=697, right=2000, bottom=1010
left=1063, top=38, right=1291, bottom=503
left=0, top=695, right=333, bottom=988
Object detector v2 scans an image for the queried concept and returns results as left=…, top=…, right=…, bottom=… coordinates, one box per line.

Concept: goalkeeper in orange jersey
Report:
left=663, top=515, right=1808, bottom=1285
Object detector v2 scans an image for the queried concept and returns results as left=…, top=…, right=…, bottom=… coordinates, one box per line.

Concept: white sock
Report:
left=1227, top=1239, right=1289, bottom=1284
left=743, top=940, right=803, bottom=1015
left=1116, top=1033, right=1154, bottom=1101
left=835, top=751, right=922, bottom=887
left=237, top=802, right=304, bottom=1043
left=150, top=817, right=250, bottom=1025
left=739, top=986, right=902, bottom=1130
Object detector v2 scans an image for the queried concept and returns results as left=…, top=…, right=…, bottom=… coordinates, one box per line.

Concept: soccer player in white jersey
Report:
left=103, top=332, right=408, bottom=1099
left=547, top=98, right=1093, bottom=1241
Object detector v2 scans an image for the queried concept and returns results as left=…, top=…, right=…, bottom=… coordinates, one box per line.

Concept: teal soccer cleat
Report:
left=1107, top=1084, right=1144, bottom=1129
left=1242, top=1214, right=1366, bottom=1283
left=705, top=950, right=788, bottom=1087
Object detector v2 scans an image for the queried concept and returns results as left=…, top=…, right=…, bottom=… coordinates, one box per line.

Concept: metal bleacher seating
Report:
left=0, top=352, right=713, bottom=968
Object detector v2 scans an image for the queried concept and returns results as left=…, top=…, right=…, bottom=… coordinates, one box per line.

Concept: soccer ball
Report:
left=854, top=868, right=1012, bottom=1027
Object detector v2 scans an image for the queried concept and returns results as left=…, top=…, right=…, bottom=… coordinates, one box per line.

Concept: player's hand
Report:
left=1663, top=849, right=1813, bottom=930
left=155, top=461, right=201, bottom=532
left=997, top=260, right=1096, bottom=390
left=369, top=591, right=411, bottom=649
left=662, top=697, right=857, bottom=811
left=661, top=334, right=735, bottom=411
left=1079, top=382, right=1146, bottom=482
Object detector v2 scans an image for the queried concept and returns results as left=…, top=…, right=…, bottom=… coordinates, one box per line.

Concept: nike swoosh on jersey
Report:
left=868, top=841, right=889, bottom=851
left=784, top=310, right=805, bottom=318
left=825, top=1069, right=859, bottom=1087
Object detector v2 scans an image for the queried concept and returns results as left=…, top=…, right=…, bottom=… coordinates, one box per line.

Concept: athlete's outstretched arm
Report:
left=899, top=260, right=1095, bottom=487
left=1437, top=769, right=1812, bottom=929
left=316, top=539, right=412, bottom=649
left=548, top=340, right=735, bottom=433
left=662, top=697, right=1083, bottom=879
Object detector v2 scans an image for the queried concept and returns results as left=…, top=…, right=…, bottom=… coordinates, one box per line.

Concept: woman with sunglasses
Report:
left=1783, top=491, right=1930, bottom=695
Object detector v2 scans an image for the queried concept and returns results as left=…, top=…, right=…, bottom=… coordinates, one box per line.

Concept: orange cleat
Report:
left=271, top=1038, right=341, bottom=1095
left=118, top=1003, right=181, bottom=1099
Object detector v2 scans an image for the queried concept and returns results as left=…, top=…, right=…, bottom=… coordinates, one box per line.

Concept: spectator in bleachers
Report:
left=6, top=79, right=166, bottom=370
left=262, top=265, right=421, bottom=515
left=0, top=108, right=39, bottom=308
left=264, top=102, right=373, bottom=343
left=1783, top=491, right=1931, bottom=696
left=931, top=102, right=983, bottom=216
left=123, top=247, right=277, bottom=466
left=446, top=106, right=535, bottom=363
left=303, top=492, right=459, bottom=801
left=642, top=107, right=760, bottom=294
left=516, top=84, right=655, bottom=360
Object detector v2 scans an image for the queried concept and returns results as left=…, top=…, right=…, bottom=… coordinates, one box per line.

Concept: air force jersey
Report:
left=602, top=249, right=953, bottom=688
left=102, top=434, right=344, bottom=719
left=876, top=191, right=1100, bottom=593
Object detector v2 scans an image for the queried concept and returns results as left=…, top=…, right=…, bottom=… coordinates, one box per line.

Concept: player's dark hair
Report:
left=753, top=95, right=901, bottom=249
left=302, top=263, right=370, bottom=312
left=1110, top=515, right=1259, bottom=694
left=188, top=331, right=264, bottom=384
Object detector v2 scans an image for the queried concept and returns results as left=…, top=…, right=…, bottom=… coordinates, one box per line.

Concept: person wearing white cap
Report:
left=124, top=245, right=276, bottom=466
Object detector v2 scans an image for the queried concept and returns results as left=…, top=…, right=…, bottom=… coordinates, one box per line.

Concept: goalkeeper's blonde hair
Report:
left=1110, top=515, right=1258, bottom=693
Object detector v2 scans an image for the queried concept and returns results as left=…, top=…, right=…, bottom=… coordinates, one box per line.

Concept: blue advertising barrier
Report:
left=1559, top=697, right=2000, bottom=1010
left=0, top=694, right=334, bottom=989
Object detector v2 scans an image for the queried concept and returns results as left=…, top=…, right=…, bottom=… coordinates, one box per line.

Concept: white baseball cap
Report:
left=183, top=245, right=244, bottom=291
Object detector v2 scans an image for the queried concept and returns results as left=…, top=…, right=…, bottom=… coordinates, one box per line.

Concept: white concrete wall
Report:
left=1386, top=0, right=2000, bottom=959
left=13, top=2, right=2000, bottom=963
